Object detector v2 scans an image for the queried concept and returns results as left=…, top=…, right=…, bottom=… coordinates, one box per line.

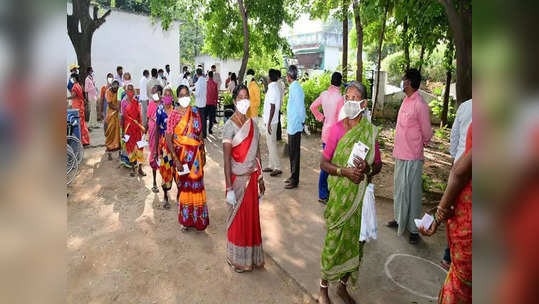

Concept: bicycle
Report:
left=66, top=116, right=83, bottom=185
left=66, top=144, right=79, bottom=185
left=67, top=117, right=84, bottom=164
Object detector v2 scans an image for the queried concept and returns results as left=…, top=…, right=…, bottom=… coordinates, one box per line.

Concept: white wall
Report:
left=323, top=46, right=340, bottom=71
left=195, top=54, right=242, bottom=90
left=66, top=3, right=180, bottom=89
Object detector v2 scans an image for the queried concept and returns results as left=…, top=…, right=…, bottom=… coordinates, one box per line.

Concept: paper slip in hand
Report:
left=123, top=134, right=130, bottom=142
left=347, top=141, right=370, bottom=167
left=414, top=213, right=434, bottom=230
left=136, top=140, right=148, bottom=148
left=178, top=164, right=190, bottom=176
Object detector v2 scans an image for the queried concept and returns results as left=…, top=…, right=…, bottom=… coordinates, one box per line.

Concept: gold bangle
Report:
left=336, top=167, right=342, bottom=176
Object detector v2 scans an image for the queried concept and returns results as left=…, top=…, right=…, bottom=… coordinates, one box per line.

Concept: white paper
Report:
left=136, top=140, right=148, bottom=148
left=178, top=163, right=190, bottom=176
left=414, top=213, right=434, bottom=230
left=123, top=134, right=130, bottom=142
left=347, top=141, right=370, bottom=167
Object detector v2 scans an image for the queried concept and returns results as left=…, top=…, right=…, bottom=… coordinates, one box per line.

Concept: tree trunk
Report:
left=438, top=0, right=472, bottom=104
left=67, top=1, right=111, bottom=86
left=342, top=0, right=349, bottom=83
left=237, top=0, right=249, bottom=84
left=441, top=69, right=452, bottom=126
left=418, top=44, right=425, bottom=73
left=441, top=34, right=455, bottom=126
left=371, top=0, right=390, bottom=117
left=352, top=0, right=363, bottom=82
left=402, top=17, right=410, bottom=70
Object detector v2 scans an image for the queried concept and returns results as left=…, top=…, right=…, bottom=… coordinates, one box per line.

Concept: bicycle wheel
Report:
left=67, top=135, right=84, bottom=164
left=66, top=146, right=79, bottom=185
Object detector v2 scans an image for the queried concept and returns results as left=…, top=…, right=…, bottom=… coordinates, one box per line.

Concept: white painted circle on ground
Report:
left=384, top=253, right=448, bottom=300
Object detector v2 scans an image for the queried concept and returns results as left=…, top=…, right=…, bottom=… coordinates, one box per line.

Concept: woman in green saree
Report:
left=318, top=81, right=383, bottom=304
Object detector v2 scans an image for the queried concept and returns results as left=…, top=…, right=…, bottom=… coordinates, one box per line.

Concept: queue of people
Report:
left=67, top=62, right=472, bottom=304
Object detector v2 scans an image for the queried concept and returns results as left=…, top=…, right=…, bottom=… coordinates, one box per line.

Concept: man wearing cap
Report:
left=67, top=64, right=79, bottom=92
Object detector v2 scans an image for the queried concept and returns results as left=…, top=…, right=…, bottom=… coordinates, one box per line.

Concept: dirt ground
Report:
left=67, top=121, right=451, bottom=304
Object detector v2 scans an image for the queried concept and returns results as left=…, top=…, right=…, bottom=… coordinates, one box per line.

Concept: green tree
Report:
left=201, top=0, right=296, bottom=82
left=67, top=1, right=112, bottom=84
left=437, top=0, right=471, bottom=104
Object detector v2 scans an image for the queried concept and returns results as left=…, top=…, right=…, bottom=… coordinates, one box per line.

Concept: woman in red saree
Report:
left=68, top=73, right=90, bottom=145
left=122, top=83, right=146, bottom=177
left=222, top=84, right=266, bottom=272
left=420, top=124, right=472, bottom=304
left=165, top=88, right=208, bottom=230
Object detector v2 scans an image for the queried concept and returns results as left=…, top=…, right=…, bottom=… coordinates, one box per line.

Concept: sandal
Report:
left=163, top=201, right=171, bottom=209
left=152, top=185, right=159, bottom=193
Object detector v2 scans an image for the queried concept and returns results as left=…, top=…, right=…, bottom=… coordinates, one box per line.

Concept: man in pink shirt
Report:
left=388, top=68, right=432, bottom=244
left=85, top=66, right=99, bottom=129
left=310, top=72, right=344, bottom=203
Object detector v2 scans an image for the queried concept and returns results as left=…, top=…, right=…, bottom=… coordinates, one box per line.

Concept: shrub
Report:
left=429, top=97, right=456, bottom=126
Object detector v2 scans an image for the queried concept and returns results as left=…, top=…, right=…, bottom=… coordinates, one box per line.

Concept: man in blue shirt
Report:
left=285, top=65, right=305, bottom=189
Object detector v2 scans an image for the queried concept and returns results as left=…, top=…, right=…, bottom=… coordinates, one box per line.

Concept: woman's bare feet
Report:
left=336, top=282, right=356, bottom=304
left=138, top=166, right=146, bottom=176
left=107, top=153, right=113, bottom=161
left=319, top=281, right=332, bottom=304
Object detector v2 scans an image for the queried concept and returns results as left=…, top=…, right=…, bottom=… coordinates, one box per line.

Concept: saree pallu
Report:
left=120, top=98, right=131, bottom=167
left=71, top=83, right=90, bottom=145
left=226, top=119, right=264, bottom=271
left=104, top=89, right=120, bottom=152
left=321, top=117, right=377, bottom=283
left=172, top=107, right=208, bottom=230
left=147, top=101, right=158, bottom=169
left=158, top=135, right=174, bottom=190
left=123, top=99, right=145, bottom=167
left=439, top=125, right=472, bottom=304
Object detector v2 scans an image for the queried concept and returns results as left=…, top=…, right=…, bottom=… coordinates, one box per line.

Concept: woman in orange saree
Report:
left=222, top=85, right=266, bottom=273
left=420, top=124, right=472, bottom=304
left=104, top=80, right=120, bottom=160
left=68, top=73, right=90, bottom=145
left=165, top=89, right=208, bottom=230
left=122, top=83, right=146, bottom=177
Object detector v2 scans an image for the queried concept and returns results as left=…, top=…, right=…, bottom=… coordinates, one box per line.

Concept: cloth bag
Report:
left=360, top=183, right=377, bottom=242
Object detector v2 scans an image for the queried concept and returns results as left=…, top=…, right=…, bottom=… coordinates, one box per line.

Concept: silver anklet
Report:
left=320, top=281, right=328, bottom=288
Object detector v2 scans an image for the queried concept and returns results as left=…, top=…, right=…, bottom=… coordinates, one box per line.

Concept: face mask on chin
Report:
left=236, top=99, right=250, bottom=115
left=178, top=97, right=190, bottom=108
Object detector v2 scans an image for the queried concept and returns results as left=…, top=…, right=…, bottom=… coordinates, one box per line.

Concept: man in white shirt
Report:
left=450, top=99, right=472, bottom=162
left=262, top=69, right=282, bottom=176
left=211, top=65, right=221, bottom=90
left=164, top=64, right=171, bottom=85
left=84, top=66, right=99, bottom=128
left=114, top=66, right=124, bottom=87
left=139, top=69, right=150, bottom=126
left=194, top=68, right=208, bottom=138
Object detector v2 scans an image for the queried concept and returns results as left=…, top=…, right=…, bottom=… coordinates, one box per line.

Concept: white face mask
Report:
left=107, top=77, right=113, bottom=84
left=178, top=97, right=191, bottom=108
left=338, top=101, right=363, bottom=121
left=152, top=93, right=160, bottom=101
left=236, top=99, right=250, bottom=115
